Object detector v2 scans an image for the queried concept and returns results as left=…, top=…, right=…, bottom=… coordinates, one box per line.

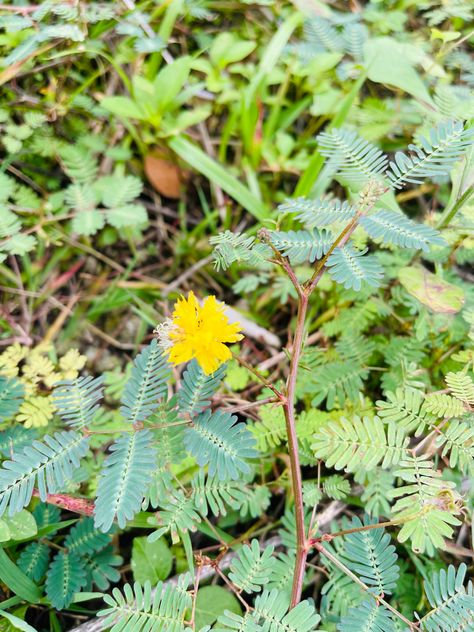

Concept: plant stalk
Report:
left=284, top=294, right=309, bottom=607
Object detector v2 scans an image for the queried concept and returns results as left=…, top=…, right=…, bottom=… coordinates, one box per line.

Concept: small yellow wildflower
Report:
left=157, top=291, right=243, bottom=375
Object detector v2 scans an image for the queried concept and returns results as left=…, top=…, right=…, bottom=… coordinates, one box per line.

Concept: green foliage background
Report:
left=0, top=0, right=473, bottom=630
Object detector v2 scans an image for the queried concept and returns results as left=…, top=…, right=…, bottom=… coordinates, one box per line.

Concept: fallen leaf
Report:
left=399, top=266, right=465, bottom=314
left=144, top=152, right=182, bottom=198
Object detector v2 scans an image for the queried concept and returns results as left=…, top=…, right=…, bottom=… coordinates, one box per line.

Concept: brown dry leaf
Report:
left=144, top=153, right=182, bottom=198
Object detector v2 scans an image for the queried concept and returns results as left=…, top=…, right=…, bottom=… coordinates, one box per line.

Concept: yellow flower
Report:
left=157, top=291, right=243, bottom=375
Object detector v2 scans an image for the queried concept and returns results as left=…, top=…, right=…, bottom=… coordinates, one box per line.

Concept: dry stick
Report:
left=162, top=255, right=213, bottom=296
left=313, top=542, right=418, bottom=630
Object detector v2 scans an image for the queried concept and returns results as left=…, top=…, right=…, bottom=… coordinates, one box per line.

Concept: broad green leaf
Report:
left=364, top=38, right=434, bottom=106
left=0, top=520, right=10, bottom=542
left=169, top=136, right=269, bottom=220
left=154, top=56, right=191, bottom=111
left=131, top=536, right=173, bottom=584
left=194, top=586, right=241, bottom=630
left=163, top=106, right=211, bottom=136
left=2, top=510, right=37, bottom=541
left=210, top=33, right=256, bottom=68
left=399, top=266, right=465, bottom=314
left=100, top=96, right=147, bottom=120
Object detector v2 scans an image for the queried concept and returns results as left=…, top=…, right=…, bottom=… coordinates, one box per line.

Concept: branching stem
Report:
left=313, top=542, right=418, bottom=630
left=309, top=511, right=423, bottom=545
left=232, top=351, right=285, bottom=401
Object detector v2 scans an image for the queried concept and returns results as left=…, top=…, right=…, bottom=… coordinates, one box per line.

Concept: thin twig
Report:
left=232, top=352, right=285, bottom=402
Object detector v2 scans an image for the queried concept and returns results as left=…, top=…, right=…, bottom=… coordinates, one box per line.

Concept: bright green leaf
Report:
left=131, top=536, right=173, bottom=584
left=194, top=585, right=241, bottom=630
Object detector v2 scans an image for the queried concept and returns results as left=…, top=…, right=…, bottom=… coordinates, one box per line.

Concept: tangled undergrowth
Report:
left=0, top=1, right=474, bottom=631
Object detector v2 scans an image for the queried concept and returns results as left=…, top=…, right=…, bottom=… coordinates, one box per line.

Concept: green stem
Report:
left=436, top=185, right=474, bottom=230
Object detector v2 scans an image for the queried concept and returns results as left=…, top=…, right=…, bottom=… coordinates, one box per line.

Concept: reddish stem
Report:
left=32, top=490, right=94, bottom=516
left=283, top=294, right=309, bottom=607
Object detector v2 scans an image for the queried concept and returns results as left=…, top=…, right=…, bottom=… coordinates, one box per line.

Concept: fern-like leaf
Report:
left=184, top=409, right=257, bottom=480
left=343, top=22, right=368, bottom=61
left=100, top=175, right=143, bottom=208
left=360, top=210, right=446, bottom=252
left=46, top=551, right=87, bottom=610
left=305, top=16, right=345, bottom=53
left=64, top=516, right=110, bottom=555
left=81, top=544, right=122, bottom=591
left=147, top=489, right=201, bottom=543
left=250, top=404, right=287, bottom=452
left=326, top=245, right=384, bottom=291
left=211, top=231, right=271, bottom=271
left=267, top=552, right=297, bottom=595
left=317, top=128, right=388, bottom=185
left=0, top=430, right=90, bottom=517
left=300, top=360, right=369, bottom=409
left=178, top=359, right=226, bottom=417
left=229, top=540, right=276, bottom=593
left=53, top=375, right=104, bottom=429
left=323, top=475, right=351, bottom=500
left=390, top=455, right=461, bottom=554
left=17, top=542, right=50, bottom=582
left=337, top=600, right=395, bottom=632
left=191, top=470, right=249, bottom=517
left=435, top=420, right=474, bottom=474
left=0, top=377, right=24, bottom=423
left=239, top=485, right=271, bottom=519
left=423, top=393, right=466, bottom=418
left=59, top=145, right=98, bottom=183
left=445, top=371, right=474, bottom=406
left=340, top=517, right=399, bottom=594
left=311, top=416, right=407, bottom=472
left=98, top=575, right=192, bottom=632
left=94, top=429, right=157, bottom=532
left=335, top=333, right=376, bottom=365
left=421, top=563, right=474, bottom=632
left=361, top=470, right=395, bottom=518
left=216, top=589, right=320, bottom=632
left=269, top=229, right=333, bottom=264
left=278, top=196, right=356, bottom=227
left=377, top=387, right=434, bottom=435
left=120, top=339, right=171, bottom=424
left=387, top=120, right=474, bottom=189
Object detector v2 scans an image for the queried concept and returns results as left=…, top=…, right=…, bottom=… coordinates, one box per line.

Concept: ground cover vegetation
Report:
left=0, top=0, right=473, bottom=630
